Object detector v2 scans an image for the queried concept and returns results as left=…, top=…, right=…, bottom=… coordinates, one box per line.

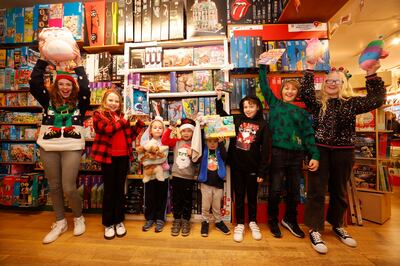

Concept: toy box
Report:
left=23, top=7, right=34, bottom=43
left=193, top=70, right=213, bottom=91
left=10, top=144, right=36, bottom=163
left=141, top=0, right=152, bottom=42
left=163, top=48, right=193, bottom=67
left=48, top=3, right=63, bottom=27
left=133, top=0, right=142, bottom=42
left=176, top=72, right=194, bottom=92
left=160, top=0, right=169, bottom=40
left=182, top=98, right=198, bottom=120
left=167, top=100, right=183, bottom=123
left=169, top=0, right=184, bottom=39
left=85, top=1, right=106, bottom=46
left=193, top=45, right=225, bottom=66
left=204, top=115, right=236, bottom=138
left=0, top=9, right=6, bottom=43
left=151, top=0, right=161, bottom=41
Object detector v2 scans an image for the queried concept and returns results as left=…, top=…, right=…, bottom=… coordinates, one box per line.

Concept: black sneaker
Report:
left=43, top=129, right=62, bottom=139
left=201, top=221, right=209, bottom=237
left=281, top=219, right=305, bottom=238
left=155, top=219, right=165, bottom=233
left=171, top=219, right=181, bottom=237
left=332, top=227, right=357, bottom=247
left=181, top=219, right=191, bottom=237
left=63, top=130, right=81, bottom=139
left=142, top=220, right=154, bottom=232
left=268, top=221, right=282, bottom=238
left=215, top=221, right=231, bottom=235
left=309, top=230, right=328, bottom=254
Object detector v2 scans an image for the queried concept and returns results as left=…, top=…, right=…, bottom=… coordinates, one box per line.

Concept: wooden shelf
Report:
left=124, top=37, right=226, bottom=49
left=0, top=162, right=36, bottom=165
left=278, top=0, right=349, bottom=23
left=0, top=122, right=39, bottom=126
left=0, top=139, right=36, bottom=142
left=0, top=106, right=42, bottom=111
left=127, top=174, right=144, bottom=180
left=34, top=168, right=101, bottom=172
left=356, top=188, right=393, bottom=194
left=82, top=44, right=124, bottom=54
left=355, top=157, right=376, bottom=160
left=129, top=65, right=225, bottom=73
left=149, top=91, right=217, bottom=99
left=0, top=89, right=30, bottom=93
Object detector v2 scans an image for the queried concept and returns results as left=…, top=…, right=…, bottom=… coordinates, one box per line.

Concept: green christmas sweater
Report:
left=259, top=65, right=320, bottom=160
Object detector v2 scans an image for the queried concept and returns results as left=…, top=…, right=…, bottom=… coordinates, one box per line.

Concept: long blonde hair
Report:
left=98, top=89, right=124, bottom=117
left=319, top=71, right=355, bottom=116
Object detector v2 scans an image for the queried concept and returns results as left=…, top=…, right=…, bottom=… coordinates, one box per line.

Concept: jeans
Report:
left=172, top=177, right=194, bottom=221
left=268, top=148, right=304, bottom=224
left=101, top=156, right=129, bottom=227
left=304, top=146, right=354, bottom=231
left=144, top=179, right=168, bottom=221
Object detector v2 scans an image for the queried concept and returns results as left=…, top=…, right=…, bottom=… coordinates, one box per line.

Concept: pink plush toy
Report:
left=39, top=27, right=77, bottom=68
left=359, top=40, right=389, bottom=71
left=305, top=38, right=325, bottom=65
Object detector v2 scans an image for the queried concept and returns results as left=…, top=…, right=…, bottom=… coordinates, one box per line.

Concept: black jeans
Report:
left=304, top=146, right=354, bottom=231
left=101, top=156, right=129, bottom=227
left=233, top=168, right=259, bottom=224
left=144, top=179, right=168, bottom=221
left=172, top=177, right=194, bottom=221
left=268, top=148, right=304, bottom=224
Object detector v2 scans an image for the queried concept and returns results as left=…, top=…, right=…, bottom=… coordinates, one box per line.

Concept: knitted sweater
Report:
left=259, top=65, right=319, bottom=160
left=300, top=70, right=386, bottom=147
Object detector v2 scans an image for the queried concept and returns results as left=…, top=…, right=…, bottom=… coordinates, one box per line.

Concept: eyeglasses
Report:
left=325, top=79, right=343, bottom=85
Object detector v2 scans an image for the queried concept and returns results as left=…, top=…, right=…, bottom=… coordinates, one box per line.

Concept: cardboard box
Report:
left=169, top=0, right=184, bottom=39
left=151, top=0, right=161, bottom=41
left=117, top=0, right=125, bottom=43
left=141, top=0, right=152, bottom=42
left=133, top=0, right=142, bottom=42
left=160, top=0, right=169, bottom=40
left=125, top=0, right=134, bottom=42
left=357, top=190, right=391, bottom=224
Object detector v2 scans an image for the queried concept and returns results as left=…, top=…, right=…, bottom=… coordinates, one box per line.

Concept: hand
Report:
left=256, top=177, right=264, bottom=183
left=38, top=40, right=46, bottom=61
left=366, top=61, right=381, bottom=76
left=308, top=159, right=319, bottom=172
left=187, top=149, right=192, bottom=157
left=218, top=137, right=225, bottom=143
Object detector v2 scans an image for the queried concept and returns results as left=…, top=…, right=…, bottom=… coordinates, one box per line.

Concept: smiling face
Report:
left=105, top=92, right=120, bottom=112
left=243, top=100, right=259, bottom=119
left=281, top=83, right=299, bottom=103
left=324, top=72, right=343, bottom=98
left=57, top=79, right=74, bottom=99
left=180, top=128, right=193, bottom=141
left=206, top=138, right=219, bottom=150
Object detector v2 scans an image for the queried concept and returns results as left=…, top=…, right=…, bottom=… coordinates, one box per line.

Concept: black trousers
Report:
left=172, top=177, right=194, bottom=221
left=144, top=179, right=168, bottom=221
left=268, top=148, right=304, bottom=224
left=304, top=146, right=354, bottom=231
left=233, top=168, right=259, bottom=224
left=101, top=156, right=129, bottom=227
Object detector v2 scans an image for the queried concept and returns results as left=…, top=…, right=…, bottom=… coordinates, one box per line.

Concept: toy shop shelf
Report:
left=128, top=65, right=225, bottom=74
left=124, top=37, right=226, bottom=50
left=356, top=188, right=393, bottom=194
left=127, top=174, right=144, bottom=180
left=278, top=0, right=349, bottom=23
left=0, top=139, right=36, bottom=142
left=148, top=91, right=217, bottom=99
left=0, top=106, right=43, bottom=111
left=356, top=130, right=376, bottom=133
left=82, top=44, right=124, bottom=54
left=0, top=122, right=39, bottom=126
left=355, top=157, right=377, bottom=160
left=34, top=167, right=101, bottom=172
left=0, top=162, right=36, bottom=165
left=0, top=89, right=30, bottom=93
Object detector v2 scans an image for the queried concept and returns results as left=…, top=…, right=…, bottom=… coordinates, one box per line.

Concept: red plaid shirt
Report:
left=91, top=111, right=145, bottom=164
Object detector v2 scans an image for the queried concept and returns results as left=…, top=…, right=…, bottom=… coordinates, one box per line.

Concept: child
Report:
left=29, top=44, right=89, bottom=244
left=162, top=118, right=197, bottom=237
left=258, top=60, right=319, bottom=239
left=194, top=136, right=230, bottom=237
left=92, top=89, right=145, bottom=240
left=300, top=62, right=385, bottom=254
left=216, top=92, right=271, bottom=242
left=138, top=117, right=170, bottom=233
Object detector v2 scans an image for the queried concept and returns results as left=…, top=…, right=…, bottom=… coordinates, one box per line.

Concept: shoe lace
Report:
left=336, top=227, right=350, bottom=237
left=311, top=231, right=324, bottom=243
left=234, top=225, right=244, bottom=233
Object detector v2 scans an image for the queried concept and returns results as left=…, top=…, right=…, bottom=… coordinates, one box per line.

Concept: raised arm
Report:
left=299, top=70, right=321, bottom=115
left=74, top=47, right=91, bottom=117
left=29, top=59, right=50, bottom=109
left=259, top=63, right=279, bottom=106
left=161, top=127, right=179, bottom=147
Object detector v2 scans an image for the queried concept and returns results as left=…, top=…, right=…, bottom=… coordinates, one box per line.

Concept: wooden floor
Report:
left=1, top=191, right=399, bottom=266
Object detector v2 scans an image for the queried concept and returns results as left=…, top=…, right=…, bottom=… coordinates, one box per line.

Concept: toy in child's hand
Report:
left=358, top=39, right=389, bottom=71
left=39, top=27, right=78, bottom=70
left=136, top=139, right=169, bottom=182
left=305, top=38, right=325, bottom=65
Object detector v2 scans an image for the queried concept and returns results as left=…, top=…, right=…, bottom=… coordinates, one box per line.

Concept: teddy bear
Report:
left=136, top=138, right=169, bottom=183
left=38, top=27, right=77, bottom=70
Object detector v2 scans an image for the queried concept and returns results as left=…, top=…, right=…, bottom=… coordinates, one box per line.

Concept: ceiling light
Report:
left=391, top=37, right=400, bottom=45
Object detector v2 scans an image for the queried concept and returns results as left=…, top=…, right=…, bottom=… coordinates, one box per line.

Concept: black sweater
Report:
left=29, top=59, right=91, bottom=119
left=300, top=71, right=386, bottom=147
left=216, top=98, right=271, bottom=178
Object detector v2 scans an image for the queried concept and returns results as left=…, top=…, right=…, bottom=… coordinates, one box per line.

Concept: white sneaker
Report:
left=73, top=216, right=86, bottom=236
left=42, top=219, right=68, bottom=244
left=249, top=221, right=262, bottom=240
left=333, top=227, right=357, bottom=247
left=233, top=224, right=245, bottom=242
left=115, top=222, right=127, bottom=237
left=309, top=230, right=328, bottom=254
left=104, top=226, right=115, bottom=240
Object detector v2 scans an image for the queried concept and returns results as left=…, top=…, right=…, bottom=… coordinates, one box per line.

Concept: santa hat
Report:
left=54, top=71, right=77, bottom=84
left=179, top=118, right=195, bottom=131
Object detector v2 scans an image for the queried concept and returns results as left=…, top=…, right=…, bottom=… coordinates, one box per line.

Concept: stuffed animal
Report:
left=136, top=139, right=169, bottom=182
left=359, top=39, right=389, bottom=71
left=305, top=38, right=325, bottom=65
left=38, top=27, right=77, bottom=69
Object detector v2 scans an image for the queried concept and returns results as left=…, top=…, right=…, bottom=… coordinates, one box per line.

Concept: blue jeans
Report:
left=268, top=147, right=304, bottom=224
